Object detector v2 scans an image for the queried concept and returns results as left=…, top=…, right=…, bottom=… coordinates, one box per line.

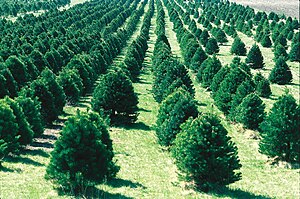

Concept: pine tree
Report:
left=5, top=55, right=29, bottom=88
left=205, top=38, right=219, bottom=55
left=200, top=30, right=210, bottom=46
left=156, top=88, right=198, bottom=147
left=235, top=93, right=266, bottom=130
left=261, top=34, right=272, bottom=47
left=289, top=42, right=300, bottom=62
left=190, top=47, right=208, bottom=72
left=201, top=55, right=222, bottom=88
left=230, top=37, right=247, bottom=56
left=210, top=66, right=230, bottom=93
left=269, top=56, right=292, bottom=85
left=92, top=70, right=138, bottom=124
left=274, top=44, right=288, bottom=61
left=172, top=114, right=242, bottom=192
left=246, top=44, right=265, bottom=69
left=259, top=94, right=299, bottom=163
left=215, top=29, right=228, bottom=44
left=254, top=73, right=272, bottom=98
left=46, top=111, right=119, bottom=193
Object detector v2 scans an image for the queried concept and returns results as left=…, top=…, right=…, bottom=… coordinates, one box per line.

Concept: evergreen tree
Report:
left=190, top=47, right=208, bottom=72
left=172, top=114, right=241, bottom=192
left=269, top=56, right=292, bottom=85
left=205, top=38, right=219, bottom=55
left=16, top=95, right=44, bottom=137
left=5, top=55, right=29, bottom=88
left=92, top=70, right=138, bottom=124
left=274, top=44, right=288, bottom=61
left=156, top=88, right=198, bottom=147
left=235, top=93, right=266, bottom=130
left=201, top=55, right=222, bottom=88
left=46, top=111, right=119, bottom=193
left=261, top=34, right=272, bottom=47
left=230, top=37, right=247, bottom=56
left=289, top=42, right=300, bottom=62
left=215, top=29, right=228, bottom=44
left=200, top=29, right=210, bottom=46
left=259, top=94, right=299, bottom=163
left=210, top=66, right=230, bottom=93
left=254, top=73, right=272, bottom=98
left=246, top=44, right=265, bottom=69
left=1, top=68, right=18, bottom=97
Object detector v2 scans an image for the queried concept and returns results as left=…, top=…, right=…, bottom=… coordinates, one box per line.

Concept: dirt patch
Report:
left=230, top=0, right=299, bottom=19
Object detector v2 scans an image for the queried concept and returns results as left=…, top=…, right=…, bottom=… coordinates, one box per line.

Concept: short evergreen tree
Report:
left=46, top=111, right=119, bottom=193
left=274, top=44, right=288, bottom=60
left=205, top=38, right=219, bottom=55
left=92, top=70, right=138, bottom=124
left=259, top=94, right=299, bottom=163
left=230, top=37, right=247, bottom=56
left=156, top=88, right=199, bottom=147
left=210, top=66, right=230, bottom=93
left=254, top=73, right=272, bottom=98
left=246, top=44, right=265, bottom=69
left=261, top=34, right=272, bottom=47
left=289, top=42, right=300, bottom=62
left=235, top=93, right=266, bottom=130
left=215, top=29, right=228, bottom=44
left=16, top=95, right=44, bottom=137
left=269, top=56, right=292, bottom=85
left=172, top=114, right=242, bottom=191
left=190, top=47, right=208, bottom=72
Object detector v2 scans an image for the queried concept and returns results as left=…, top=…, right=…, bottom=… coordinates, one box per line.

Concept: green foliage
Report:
left=16, top=95, right=44, bottom=137
left=2, top=97, right=34, bottom=146
left=235, top=93, right=266, bottom=130
left=289, top=42, right=300, bottom=62
left=254, top=73, right=272, bottom=98
left=274, top=44, right=288, bottom=61
left=210, top=65, right=230, bottom=93
left=172, top=114, right=242, bottom=192
left=5, top=55, right=29, bottom=88
left=205, top=38, right=219, bottom=55
left=200, top=30, right=210, bottom=46
left=200, top=55, right=222, bottom=88
left=230, top=37, right=247, bottom=56
left=92, top=70, right=138, bottom=124
left=1, top=68, right=18, bottom=97
left=215, top=29, right=228, bottom=43
left=269, top=56, right=292, bottom=85
left=156, top=88, right=198, bottom=147
left=46, top=111, right=119, bottom=193
left=190, top=47, right=208, bottom=72
left=261, top=34, right=272, bottom=48
left=246, top=44, right=265, bottom=69
left=259, top=94, right=300, bottom=163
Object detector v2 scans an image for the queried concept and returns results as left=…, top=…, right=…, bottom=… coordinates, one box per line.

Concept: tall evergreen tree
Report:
left=269, top=56, right=292, bottom=85
left=230, top=37, right=247, bottom=56
left=246, top=44, right=265, bottom=69
left=201, top=55, right=222, bottom=88
left=190, top=47, right=208, bottom=72
left=254, top=73, right=272, bottom=98
left=274, top=44, right=288, bottom=61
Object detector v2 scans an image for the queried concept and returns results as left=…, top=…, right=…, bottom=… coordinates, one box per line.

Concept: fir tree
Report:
left=259, top=94, right=299, bottom=163
left=274, top=44, right=288, bottom=61
left=269, top=56, right=292, bottom=85
left=246, top=44, right=265, bottom=69
left=190, top=47, right=208, bottom=72
left=254, top=73, right=272, bottom=98
left=205, top=38, right=219, bottom=55
left=230, top=37, right=247, bottom=56
left=261, top=34, right=272, bottom=48
left=235, top=93, right=266, bottom=130
left=201, top=55, right=222, bottom=88
left=210, top=66, right=230, bottom=93
left=289, top=42, right=300, bottom=62
left=172, top=114, right=242, bottom=192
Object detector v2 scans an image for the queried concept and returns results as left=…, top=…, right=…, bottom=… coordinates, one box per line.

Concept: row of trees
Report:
left=152, top=0, right=242, bottom=192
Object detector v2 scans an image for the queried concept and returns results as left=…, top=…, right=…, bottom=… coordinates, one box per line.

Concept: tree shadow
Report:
left=0, top=165, right=22, bottom=173
left=106, top=178, right=146, bottom=189
left=210, top=186, right=272, bottom=199
left=31, top=141, right=54, bottom=149
left=196, top=101, right=207, bottom=107
left=39, top=133, right=58, bottom=141
left=4, top=155, right=44, bottom=167
left=119, top=122, right=151, bottom=131
left=21, top=148, right=50, bottom=158
left=138, top=107, right=151, bottom=112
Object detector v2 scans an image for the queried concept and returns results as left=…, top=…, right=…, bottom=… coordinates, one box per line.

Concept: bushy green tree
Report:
left=289, top=42, right=300, bottom=62
left=200, top=30, right=210, bottom=46
left=205, top=38, right=219, bottom=55
left=172, top=114, right=242, bottom=192
left=5, top=55, right=29, bottom=88
left=246, top=44, right=265, bottom=69
left=261, top=34, right=272, bottom=47
left=269, top=56, right=292, bottom=85
left=92, top=70, right=138, bottom=124
left=190, top=47, right=208, bottom=72
left=156, top=88, right=198, bottom=147
left=200, top=56, right=222, bottom=88
left=16, top=95, right=44, bottom=137
left=274, top=44, right=288, bottom=60
left=210, top=66, right=230, bottom=93
left=259, top=94, right=299, bottom=163
left=1, top=68, right=18, bottom=97
left=230, top=37, right=246, bottom=56
left=235, top=93, right=266, bottom=130
left=254, top=73, right=272, bottom=98
left=46, top=111, right=119, bottom=193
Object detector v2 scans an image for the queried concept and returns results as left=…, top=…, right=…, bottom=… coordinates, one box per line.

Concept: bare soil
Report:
left=230, top=0, right=299, bottom=19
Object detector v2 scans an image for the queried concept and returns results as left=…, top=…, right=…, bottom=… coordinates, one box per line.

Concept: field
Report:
left=230, top=0, right=299, bottom=19
left=0, top=0, right=299, bottom=198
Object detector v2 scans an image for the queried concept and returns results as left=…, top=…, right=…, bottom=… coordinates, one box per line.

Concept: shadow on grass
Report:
left=21, top=148, right=50, bottom=158
left=58, top=186, right=134, bottom=199
left=31, top=141, right=54, bottom=149
left=39, top=133, right=58, bottom=141
left=138, top=107, right=151, bottom=112
left=196, top=101, right=207, bottom=107
left=106, top=178, right=146, bottom=189
left=4, top=155, right=44, bottom=167
left=0, top=165, right=22, bottom=173
left=119, top=122, right=151, bottom=131
left=210, top=186, right=272, bottom=199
